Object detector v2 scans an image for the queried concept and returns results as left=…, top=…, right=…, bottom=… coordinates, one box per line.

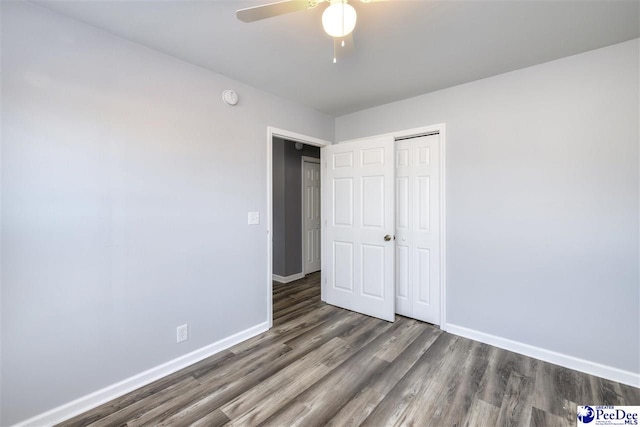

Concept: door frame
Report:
left=331, top=123, right=447, bottom=329
left=267, top=127, right=330, bottom=328
left=301, top=156, right=321, bottom=275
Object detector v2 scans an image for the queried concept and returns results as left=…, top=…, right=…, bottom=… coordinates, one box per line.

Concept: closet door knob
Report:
left=384, top=235, right=392, bottom=241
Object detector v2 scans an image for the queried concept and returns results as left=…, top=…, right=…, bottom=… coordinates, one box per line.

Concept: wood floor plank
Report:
left=224, top=363, right=329, bottom=426
left=61, top=351, right=235, bottom=427
left=274, top=290, right=322, bottom=320
left=258, top=401, right=311, bottom=427
left=132, top=344, right=291, bottom=426
left=260, top=323, right=416, bottom=425
left=263, top=317, right=425, bottom=426
left=87, top=376, right=199, bottom=427
left=359, top=333, right=460, bottom=426
left=374, top=318, right=425, bottom=362
left=175, top=314, right=367, bottom=423
left=463, top=398, right=500, bottom=427
left=222, top=337, right=348, bottom=425
left=383, top=337, right=475, bottom=427
left=435, top=341, right=491, bottom=426
left=620, top=382, right=640, bottom=405
left=530, top=406, right=570, bottom=427
left=283, top=310, right=362, bottom=348
left=156, top=397, right=230, bottom=427
left=279, top=283, right=321, bottom=301
left=325, top=326, right=443, bottom=427
left=531, top=359, right=582, bottom=424
left=324, top=387, right=386, bottom=427
left=230, top=305, right=344, bottom=358
left=369, top=327, right=442, bottom=395
left=272, top=286, right=319, bottom=312
left=126, top=382, right=218, bottom=427
left=188, top=408, right=231, bottom=427
left=274, top=300, right=324, bottom=325
left=57, top=273, right=640, bottom=427
left=476, top=345, right=518, bottom=408
left=334, top=316, right=393, bottom=358
left=273, top=356, right=391, bottom=426
left=194, top=343, right=293, bottom=387
left=495, top=372, right=534, bottom=427
left=574, top=374, right=629, bottom=409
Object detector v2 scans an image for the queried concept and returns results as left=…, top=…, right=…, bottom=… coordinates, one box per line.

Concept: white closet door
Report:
left=323, top=135, right=395, bottom=322
left=303, top=160, right=321, bottom=274
left=395, top=134, right=441, bottom=324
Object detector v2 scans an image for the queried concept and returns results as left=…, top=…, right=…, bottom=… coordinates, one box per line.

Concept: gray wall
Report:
left=0, top=2, right=333, bottom=424
left=336, top=39, right=640, bottom=375
left=272, top=139, right=286, bottom=277
left=272, top=138, right=320, bottom=277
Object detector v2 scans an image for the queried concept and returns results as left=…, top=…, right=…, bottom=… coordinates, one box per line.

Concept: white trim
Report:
left=272, top=272, right=305, bottom=284
left=12, top=321, right=269, bottom=427
left=267, top=127, right=330, bottom=329
left=301, top=156, right=321, bottom=163
left=320, top=149, right=326, bottom=302
left=446, top=323, right=640, bottom=388
left=301, top=156, right=321, bottom=275
left=439, top=125, right=447, bottom=331
left=337, top=123, right=444, bottom=145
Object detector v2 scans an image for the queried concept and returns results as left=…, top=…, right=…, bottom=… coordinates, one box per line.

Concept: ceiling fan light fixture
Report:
left=322, top=1, right=357, bottom=38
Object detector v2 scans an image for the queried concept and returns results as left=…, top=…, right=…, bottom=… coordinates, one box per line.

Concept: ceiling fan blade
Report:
left=237, top=0, right=312, bottom=23
left=333, top=33, right=355, bottom=62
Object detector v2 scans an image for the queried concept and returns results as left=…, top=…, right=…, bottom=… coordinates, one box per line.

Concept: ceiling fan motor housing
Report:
left=322, top=0, right=357, bottom=38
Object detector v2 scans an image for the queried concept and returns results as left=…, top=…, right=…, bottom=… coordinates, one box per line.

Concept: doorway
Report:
left=266, top=127, right=330, bottom=328
left=272, top=140, right=321, bottom=283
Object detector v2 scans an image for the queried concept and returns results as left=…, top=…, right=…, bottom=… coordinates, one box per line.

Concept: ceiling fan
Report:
left=236, top=0, right=381, bottom=63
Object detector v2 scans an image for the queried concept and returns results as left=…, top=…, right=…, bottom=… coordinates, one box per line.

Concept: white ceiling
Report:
left=34, top=0, right=640, bottom=116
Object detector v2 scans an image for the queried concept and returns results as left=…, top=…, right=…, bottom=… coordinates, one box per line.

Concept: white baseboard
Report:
left=272, top=272, right=304, bottom=284
left=13, top=321, right=270, bottom=427
left=445, top=323, right=640, bottom=388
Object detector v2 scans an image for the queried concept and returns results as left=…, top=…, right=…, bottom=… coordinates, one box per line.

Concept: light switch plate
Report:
left=248, top=211, right=260, bottom=225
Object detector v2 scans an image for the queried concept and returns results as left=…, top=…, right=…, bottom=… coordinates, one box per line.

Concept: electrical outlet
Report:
left=176, top=324, right=188, bottom=343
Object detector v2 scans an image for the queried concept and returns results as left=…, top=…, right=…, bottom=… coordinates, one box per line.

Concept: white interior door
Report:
left=323, top=135, right=395, bottom=322
left=395, top=134, right=441, bottom=324
left=303, top=159, right=321, bottom=274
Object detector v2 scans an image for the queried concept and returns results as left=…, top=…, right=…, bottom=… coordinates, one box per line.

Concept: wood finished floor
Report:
left=60, top=272, right=639, bottom=427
